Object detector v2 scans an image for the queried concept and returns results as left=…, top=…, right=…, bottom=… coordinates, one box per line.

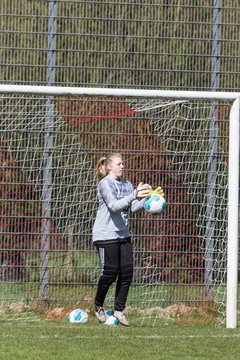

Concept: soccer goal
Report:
left=0, top=84, right=239, bottom=328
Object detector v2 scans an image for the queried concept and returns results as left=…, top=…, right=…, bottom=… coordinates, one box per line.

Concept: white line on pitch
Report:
left=1, top=333, right=240, bottom=340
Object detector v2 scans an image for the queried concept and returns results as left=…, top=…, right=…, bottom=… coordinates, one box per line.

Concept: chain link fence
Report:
left=0, top=0, right=239, bottom=91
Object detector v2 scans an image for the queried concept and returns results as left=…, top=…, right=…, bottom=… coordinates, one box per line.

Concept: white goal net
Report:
left=0, top=85, right=239, bottom=327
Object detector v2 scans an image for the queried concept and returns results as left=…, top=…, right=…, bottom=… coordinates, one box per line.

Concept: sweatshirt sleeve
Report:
left=99, top=180, right=134, bottom=213
left=131, top=197, right=146, bottom=213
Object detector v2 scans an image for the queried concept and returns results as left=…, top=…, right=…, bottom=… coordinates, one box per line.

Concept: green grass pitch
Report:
left=1, top=316, right=240, bottom=360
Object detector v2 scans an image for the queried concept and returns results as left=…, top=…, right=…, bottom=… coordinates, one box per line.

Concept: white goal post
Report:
left=0, top=84, right=239, bottom=328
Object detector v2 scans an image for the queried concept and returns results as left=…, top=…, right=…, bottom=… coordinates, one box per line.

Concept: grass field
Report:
left=1, top=315, right=240, bottom=360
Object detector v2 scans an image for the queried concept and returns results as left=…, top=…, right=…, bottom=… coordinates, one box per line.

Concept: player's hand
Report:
left=150, top=186, right=165, bottom=197
left=133, top=182, right=151, bottom=199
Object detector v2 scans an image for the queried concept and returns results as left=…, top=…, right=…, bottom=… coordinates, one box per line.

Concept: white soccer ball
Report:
left=104, top=310, right=119, bottom=325
left=67, top=309, right=89, bottom=324
left=144, top=194, right=166, bottom=215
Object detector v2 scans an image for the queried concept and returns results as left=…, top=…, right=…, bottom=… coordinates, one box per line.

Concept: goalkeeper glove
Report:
left=133, top=182, right=151, bottom=199
left=149, top=186, right=165, bottom=197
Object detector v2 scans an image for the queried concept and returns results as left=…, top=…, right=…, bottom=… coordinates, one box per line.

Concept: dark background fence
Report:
left=1, top=1, right=239, bottom=91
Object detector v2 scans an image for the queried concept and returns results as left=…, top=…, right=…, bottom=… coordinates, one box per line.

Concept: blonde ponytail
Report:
left=96, top=156, right=107, bottom=181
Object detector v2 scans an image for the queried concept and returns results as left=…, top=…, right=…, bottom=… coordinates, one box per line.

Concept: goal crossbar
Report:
left=0, top=84, right=240, bottom=101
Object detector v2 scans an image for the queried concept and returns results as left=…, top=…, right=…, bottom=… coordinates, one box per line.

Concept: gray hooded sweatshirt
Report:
left=92, top=175, right=146, bottom=243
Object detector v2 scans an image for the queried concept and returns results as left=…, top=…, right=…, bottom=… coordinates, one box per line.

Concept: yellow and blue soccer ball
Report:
left=68, top=309, right=89, bottom=324
left=144, top=194, right=166, bottom=215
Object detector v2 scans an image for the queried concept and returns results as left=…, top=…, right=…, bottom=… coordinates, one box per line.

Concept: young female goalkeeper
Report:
left=93, top=152, right=164, bottom=326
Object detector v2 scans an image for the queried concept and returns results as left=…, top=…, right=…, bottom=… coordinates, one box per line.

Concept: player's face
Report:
left=108, top=156, right=124, bottom=179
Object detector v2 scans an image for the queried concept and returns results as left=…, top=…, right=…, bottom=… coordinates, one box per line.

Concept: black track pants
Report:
left=94, top=239, right=134, bottom=312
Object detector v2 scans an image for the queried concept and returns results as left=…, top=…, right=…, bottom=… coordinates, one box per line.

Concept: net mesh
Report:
left=0, top=92, right=231, bottom=324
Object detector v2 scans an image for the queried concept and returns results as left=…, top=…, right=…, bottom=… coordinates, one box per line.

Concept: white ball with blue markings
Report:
left=68, top=309, right=89, bottom=324
left=144, top=194, right=166, bottom=215
left=104, top=310, right=120, bottom=325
